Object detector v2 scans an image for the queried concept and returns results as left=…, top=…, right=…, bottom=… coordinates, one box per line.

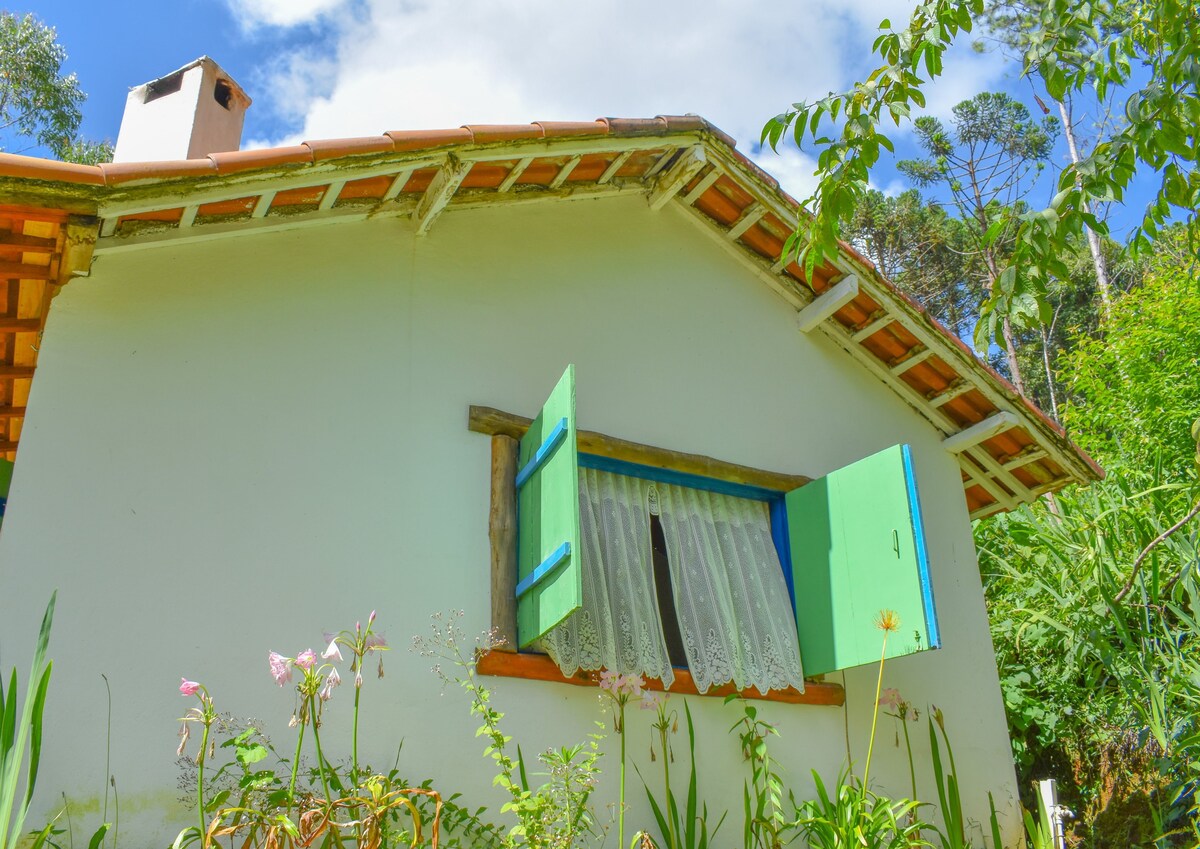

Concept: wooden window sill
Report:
left=477, top=650, right=845, bottom=707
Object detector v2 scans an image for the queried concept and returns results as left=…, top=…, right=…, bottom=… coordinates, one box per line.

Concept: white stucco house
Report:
left=0, top=58, right=1101, bottom=848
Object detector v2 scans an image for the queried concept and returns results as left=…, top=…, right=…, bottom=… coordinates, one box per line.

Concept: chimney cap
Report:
left=131, top=56, right=252, bottom=109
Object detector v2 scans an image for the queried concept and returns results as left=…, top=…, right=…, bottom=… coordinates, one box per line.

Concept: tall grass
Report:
left=1, top=592, right=56, bottom=849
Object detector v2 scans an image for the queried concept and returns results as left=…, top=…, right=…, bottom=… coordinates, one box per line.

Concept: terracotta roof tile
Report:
left=99, top=159, right=217, bottom=184
left=0, top=153, right=104, bottom=186
left=463, top=124, right=544, bottom=143
left=657, top=115, right=708, bottom=133
left=304, top=136, right=394, bottom=161
left=209, top=145, right=312, bottom=174
left=602, top=117, right=670, bottom=136
left=535, top=121, right=610, bottom=138
left=385, top=128, right=473, bottom=151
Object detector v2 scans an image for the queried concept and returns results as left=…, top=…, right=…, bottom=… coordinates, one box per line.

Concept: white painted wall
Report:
left=0, top=196, right=1019, bottom=846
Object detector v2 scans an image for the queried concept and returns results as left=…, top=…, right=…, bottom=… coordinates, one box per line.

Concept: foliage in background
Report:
left=1062, top=230, right=1200, bottom=477
left=0, top=13, right=111, bottom=164
left=0, top=593, right=55, bottom=849
left=763, top=0, right=1199, bottom=350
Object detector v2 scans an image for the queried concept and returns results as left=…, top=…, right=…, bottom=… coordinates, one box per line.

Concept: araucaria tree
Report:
left=896, top=92, right=1056, bottom=393
left=0, top=12, right=111, bottom=164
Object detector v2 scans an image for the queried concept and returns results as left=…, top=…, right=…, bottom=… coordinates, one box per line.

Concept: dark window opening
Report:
left=144, top=71, right=184, bottom=103
left=649, top=514, right=688, bottom=668
left=213, top=79, right=234, bottom=110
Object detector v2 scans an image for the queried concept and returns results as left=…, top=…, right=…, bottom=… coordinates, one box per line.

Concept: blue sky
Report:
left=15, top=0, right=1149, bottom=237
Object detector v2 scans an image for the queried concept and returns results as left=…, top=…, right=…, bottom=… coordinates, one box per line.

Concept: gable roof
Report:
left=0, top=115, right=1102, bottom=516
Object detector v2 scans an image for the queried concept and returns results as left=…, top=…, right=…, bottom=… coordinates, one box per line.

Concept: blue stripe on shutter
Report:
left=515, top=417, right=569, bottom=490
left=901, top=444, right=940, bottom=649
left=515, top=542, right=572, bottom=599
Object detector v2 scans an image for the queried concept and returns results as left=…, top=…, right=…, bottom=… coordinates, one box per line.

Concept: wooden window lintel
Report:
left=469, top=405, right=810, bottom=493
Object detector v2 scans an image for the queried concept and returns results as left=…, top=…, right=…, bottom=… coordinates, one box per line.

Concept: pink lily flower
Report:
left=179, top=678, right=201, bottom=697
left=321, top=639, right=343, bottom=662
left=295, top=649, right=317, bottom=670
left=268, top=651, right=293, bottom=686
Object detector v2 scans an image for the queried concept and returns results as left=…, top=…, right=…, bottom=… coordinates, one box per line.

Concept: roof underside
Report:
left=0, top=116, right=1102, bottom=516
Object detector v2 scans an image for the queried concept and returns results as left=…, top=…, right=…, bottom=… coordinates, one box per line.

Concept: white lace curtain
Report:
left=542, top=467, right=676, bottom=686
left=655, top=483, right=805, bottom=694
left=542, top=469, right=805, bottom=694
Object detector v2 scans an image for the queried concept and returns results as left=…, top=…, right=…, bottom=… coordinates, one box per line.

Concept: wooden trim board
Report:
left=469, top=405, right=809, bottom=493
left=476, top=650, right=845, bottom=707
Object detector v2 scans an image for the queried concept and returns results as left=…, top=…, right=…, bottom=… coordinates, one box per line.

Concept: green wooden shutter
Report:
left=516, top=365, right=582, bottom=648
left=784, top=444, right=940, bottom=676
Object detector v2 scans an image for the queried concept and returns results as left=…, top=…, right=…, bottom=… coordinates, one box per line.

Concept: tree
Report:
left=896, top=91, right=1058, bottom=392
left=981, top=0, right=1132, bottom=316
left=763, top=0, right=1200, bottom=351
left=0, top=12, right=111, bottom=164
left=843, top=188, right=985, bottom=339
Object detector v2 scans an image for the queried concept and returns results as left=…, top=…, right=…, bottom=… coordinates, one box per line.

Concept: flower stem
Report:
left=901, top=717, right=916, bottom=803
left=618, top=701, right=627, bottom=849
left=352, top=683, right=361, bottom=783
left=197, top=715, right=211, bottom=841
left=660, top=724, right=676, bottom=849
left=289, top=720, right=307, bottom=806
left=861, top=630, right=890, bottom=791
left=307, top=695, right=334, bottom=803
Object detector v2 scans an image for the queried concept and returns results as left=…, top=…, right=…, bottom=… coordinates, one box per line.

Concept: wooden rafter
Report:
left=797, top=275, right=859, bottom=333
left=548, top=155, right=583, bottom=190
left=498, top=157, right=534, bottom=193
left=413, top=156, right=472, bottom=235
left=648, top=147, right=706, bottom=211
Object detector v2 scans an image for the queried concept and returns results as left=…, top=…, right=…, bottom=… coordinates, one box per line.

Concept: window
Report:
left=474, top=365, right=940, bottom=701
left=540, top=468, right=806, bottom=694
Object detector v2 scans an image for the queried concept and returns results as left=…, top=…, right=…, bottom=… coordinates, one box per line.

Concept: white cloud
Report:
left=226, top=0, right=350, bottom=29
left=228, top=0, right=1009, bottom=192
left=231, top=1, right=851, bottom=139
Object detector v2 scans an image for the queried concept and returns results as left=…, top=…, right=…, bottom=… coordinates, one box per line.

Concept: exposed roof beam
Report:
left=930, top=380, right=971, bottom=407
left=851, top=312, right=892, bottom=342
left=0, top=234, right=56, bottom=253
left=318, top=180, right=346, bottom=212
left=648, top=147, right=706, bottom=211
left=942, top=411, right=1020, bottom=454
left=179, top=206, right=199, bottom=229
left=0, top=319, right=43, bottom=333
left=0, top=365, right=36, bottom=379
left=251, top=191, right=275, bottom=219
left=597, top=150, right=633, bottom=184
left=382, top=169, right=415, bottom=201
left=889, top=345, right=934, bottom=376
left=498, top=157, right=534, bottom=193
left=643, top=148, right=678, bottom=180
left=414, top=157, right=472, bottom=236
left=966, top=445, right=1033, bottom=501
left=797, top=275, right=859, bottom=333
left=725, top=203, right=767, bottom=240
left=959, top=456, right=1017, bottom=511
left=548, top=155, right=583, bottom=190
left=0, top=262, right=54, bottom=280
left=1002, top=447, right=1047, bottom=471
left=0, top=406, right=27, bottom=419
left=681, top=168, right=721, bottom=205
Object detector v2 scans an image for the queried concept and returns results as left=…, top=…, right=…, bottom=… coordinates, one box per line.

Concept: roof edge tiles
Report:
left=0, top=114, right=1102, bottom=510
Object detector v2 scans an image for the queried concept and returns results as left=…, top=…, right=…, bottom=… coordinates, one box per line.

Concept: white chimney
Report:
left=113, top=57, right=251, bottom=163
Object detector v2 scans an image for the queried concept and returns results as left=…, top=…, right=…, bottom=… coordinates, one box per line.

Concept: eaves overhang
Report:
left=0, top=115, right=1103, bottom=514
